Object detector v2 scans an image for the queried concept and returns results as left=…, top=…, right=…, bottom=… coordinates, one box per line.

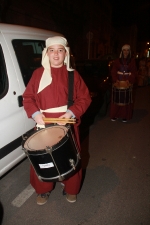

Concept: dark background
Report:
left=0, top=0, right=150, bottom=58
left=110, top=0, right=150, bottom=41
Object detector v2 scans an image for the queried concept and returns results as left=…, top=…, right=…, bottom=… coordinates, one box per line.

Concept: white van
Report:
left=0, top=23, right=63, bottom=177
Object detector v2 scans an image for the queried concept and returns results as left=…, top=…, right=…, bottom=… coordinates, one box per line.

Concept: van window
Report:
left=0, top=45, right=9, bottom=99
left=12, top=40, right=45, bottom=86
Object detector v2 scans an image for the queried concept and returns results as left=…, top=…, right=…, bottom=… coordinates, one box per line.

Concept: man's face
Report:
left=122, top=49, right=130, bottom=58
left=47, top=44, right=67, bottom=67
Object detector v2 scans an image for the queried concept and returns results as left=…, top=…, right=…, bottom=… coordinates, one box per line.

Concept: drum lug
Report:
left=69, top=159, right=76, bottom=170
left=58, top=176, right=65, bottom=181
left=38, top=176, right=43, bottom=181
left=22, top=134, right=27, bottom=140
left=45, top=146, right=53, bottom=154
left=22, top=147, right=28, bottom=156
left=77, top=153, right=81, bottom=160
left=66, top=124, right=70, bottom=129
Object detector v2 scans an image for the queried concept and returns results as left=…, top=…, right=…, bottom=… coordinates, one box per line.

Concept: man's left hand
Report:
left=58, top=111, right=73, bottom=125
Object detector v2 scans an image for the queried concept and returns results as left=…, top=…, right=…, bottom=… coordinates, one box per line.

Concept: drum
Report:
left=22, top=124, right=81, bottom=182
left=112, top=81, right=133, bottom=105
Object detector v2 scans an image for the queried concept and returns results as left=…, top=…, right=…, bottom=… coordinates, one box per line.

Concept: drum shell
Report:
left=112, top=82, right=133, bottom=105
left=22, top=124, right=81, bottom=182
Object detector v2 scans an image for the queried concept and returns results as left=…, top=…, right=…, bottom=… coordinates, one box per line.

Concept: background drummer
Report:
left=110, top=44, right=137, bottom=122
left=23, top=36, right=91, bottom=205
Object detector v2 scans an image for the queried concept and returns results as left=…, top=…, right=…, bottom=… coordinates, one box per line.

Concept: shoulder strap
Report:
left=68, top=71, right=74, bottom=108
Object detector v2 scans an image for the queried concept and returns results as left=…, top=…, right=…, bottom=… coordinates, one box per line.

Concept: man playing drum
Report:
left=23, top=36, right=91, bottom=205
left=110, top=44, right=137, bottom=122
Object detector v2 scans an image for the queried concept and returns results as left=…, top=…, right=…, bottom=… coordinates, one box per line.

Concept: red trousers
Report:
left=30, top=166, right=82, bottom=195
left=110, top=103, right=133, bottom=120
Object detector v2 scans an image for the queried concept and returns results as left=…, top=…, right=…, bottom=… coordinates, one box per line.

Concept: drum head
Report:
left=24, top=125, right=68, bottom=151
left=113, top=81, right=130, bottom=89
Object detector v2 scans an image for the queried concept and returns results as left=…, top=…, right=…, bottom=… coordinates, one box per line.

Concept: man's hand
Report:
left=33, top=113, right=45, bottom=125
left=57, top=111, right=73, bottom=125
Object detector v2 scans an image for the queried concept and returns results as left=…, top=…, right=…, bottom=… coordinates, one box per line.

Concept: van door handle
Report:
left=18, top=95, right=23, bottom=107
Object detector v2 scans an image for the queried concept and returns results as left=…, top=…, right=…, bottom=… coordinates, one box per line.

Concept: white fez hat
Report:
left=119, top=44, right=131, bottom=58
left=122, top=44, right=130, bottom=50
left=38, top=36, right=74, bottom=93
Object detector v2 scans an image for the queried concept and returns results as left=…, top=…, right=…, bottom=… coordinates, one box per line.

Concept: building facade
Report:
left=0, top=0, right=113, bottom=60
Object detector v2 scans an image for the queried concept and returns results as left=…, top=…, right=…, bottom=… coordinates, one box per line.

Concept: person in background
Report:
left=137, top=57, right=148, bottom=86
left=146, top=57, right=150, bottom=85
left=23, top=36, right=91, bottom=205
left=110, top=44, right=137, bottom=122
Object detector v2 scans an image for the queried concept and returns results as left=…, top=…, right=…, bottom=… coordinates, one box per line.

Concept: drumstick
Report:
left=44, top=120, right=76, bottom=124
left=43, top=118, right=76, bottom=121
left=43, top=118, right=76, bottom=124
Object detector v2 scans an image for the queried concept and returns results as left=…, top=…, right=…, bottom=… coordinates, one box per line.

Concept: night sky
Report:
left=109, top=0, right=150, bottom=41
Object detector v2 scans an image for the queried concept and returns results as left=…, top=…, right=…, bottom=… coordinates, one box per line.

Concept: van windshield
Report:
left=12, top=40, right=45, bottom=86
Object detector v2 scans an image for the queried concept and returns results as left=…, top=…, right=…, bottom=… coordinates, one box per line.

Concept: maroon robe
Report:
left=110, top=58, right=137, bottom=120
left=23, top=65, right=91, bottom=194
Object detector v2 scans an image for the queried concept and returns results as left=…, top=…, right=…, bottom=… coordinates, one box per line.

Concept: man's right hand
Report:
left=33, top=113, right=45, bottom=125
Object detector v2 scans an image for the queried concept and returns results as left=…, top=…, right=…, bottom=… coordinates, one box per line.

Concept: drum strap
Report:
left=68, top=71, right=74, bottom=108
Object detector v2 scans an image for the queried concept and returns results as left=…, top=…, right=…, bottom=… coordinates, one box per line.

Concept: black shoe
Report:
left=122, top=119, right=127, bottom=122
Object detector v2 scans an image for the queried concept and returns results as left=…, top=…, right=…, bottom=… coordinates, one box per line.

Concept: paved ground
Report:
left=0, top=85, right=150, bottom=225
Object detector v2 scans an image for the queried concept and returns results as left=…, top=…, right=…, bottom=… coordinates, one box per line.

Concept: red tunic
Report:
left=23, top=65, right=91, bottom=194
left=110, top=58, right=137, bottom=120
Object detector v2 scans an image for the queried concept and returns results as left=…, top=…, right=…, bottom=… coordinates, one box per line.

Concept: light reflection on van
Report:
left=0, top=24, right=62, bottom=177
